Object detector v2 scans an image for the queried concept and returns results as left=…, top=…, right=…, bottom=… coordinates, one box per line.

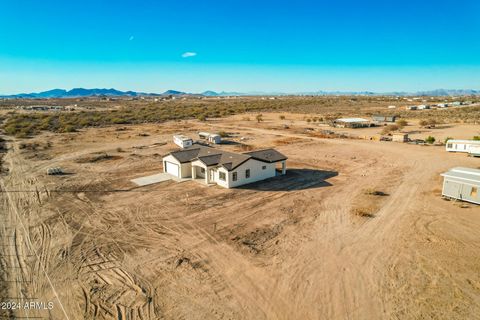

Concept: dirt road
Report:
left=1, top=120, right=479, bottom=319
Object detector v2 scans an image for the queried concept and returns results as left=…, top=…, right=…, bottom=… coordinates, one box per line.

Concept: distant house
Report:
left=392, top=133, right=409, bottom=143
left=162, top=145, right=287, bottom=188
left=387, top=105, right=397, bottom=109
left=417, top=105, right=430, bottom=110
left=372, top=115, right=397, bottom=123
left=332, top=118, right=373, bottom=128
left=441, top=167, right=480, bottom=205
left=445, top=140, right=480, bottom=153
left=406, top=106, right=417, bottom=110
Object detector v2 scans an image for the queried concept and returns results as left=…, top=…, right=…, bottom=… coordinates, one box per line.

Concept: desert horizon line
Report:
left=2, top=87, right=480, bottom=98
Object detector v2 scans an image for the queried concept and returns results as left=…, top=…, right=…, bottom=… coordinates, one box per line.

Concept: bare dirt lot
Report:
left=1, top=113, right=480, bottom=319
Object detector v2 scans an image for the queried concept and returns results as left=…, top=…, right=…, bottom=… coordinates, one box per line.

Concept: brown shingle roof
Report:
left=168, top=145, right=252, bottom=170
left=244, top=149, right=287, bottom=163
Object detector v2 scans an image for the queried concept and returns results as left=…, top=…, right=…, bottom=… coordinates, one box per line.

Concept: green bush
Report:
left=425, top=136, right=436, bottom=144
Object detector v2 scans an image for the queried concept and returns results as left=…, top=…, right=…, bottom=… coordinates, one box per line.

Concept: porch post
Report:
left=205, top=167, right=210, bottom=184
left=192, top=166, right=196, bottom=179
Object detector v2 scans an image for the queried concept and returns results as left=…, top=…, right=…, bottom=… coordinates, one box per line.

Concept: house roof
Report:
left=167, top=145, right=286, bottom=171
left=244, top=149, right=288, bottom=163
left=441, top=167, right=480, bottom=184
left=446, top=140, right=480, bottom=145
left=173, top=134, right=192, bottom=141
left=335, top=118, right=370, bottom=123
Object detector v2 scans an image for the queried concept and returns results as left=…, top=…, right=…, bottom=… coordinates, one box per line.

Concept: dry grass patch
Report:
left=75, top=152, right=122, bottom=163
left=274, top=137, right=304, bottom=146
left=352, top=207, right=376, bottom=218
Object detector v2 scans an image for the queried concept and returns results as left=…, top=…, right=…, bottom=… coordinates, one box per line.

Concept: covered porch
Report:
left=191, top=160, right=216, bottom=185
left=275, top=160, right=287, bottom=176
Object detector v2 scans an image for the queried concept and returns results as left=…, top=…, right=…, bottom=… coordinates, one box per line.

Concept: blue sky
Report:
left=1, top=0, right=479, bottom=93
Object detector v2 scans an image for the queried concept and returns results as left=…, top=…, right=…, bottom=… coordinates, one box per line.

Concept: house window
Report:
left=262, top=165, right=266, bottom=170
left=232, top=172, right=237, bottom=181
left=447, top=143, right=452, bottom=148
left=201, top=168, right=205, bottom=173
left=471, top=187, right=478, bottom=198
left=219, top=172, right=226, bottom=181
left=246, top=169, right=250, bottom=178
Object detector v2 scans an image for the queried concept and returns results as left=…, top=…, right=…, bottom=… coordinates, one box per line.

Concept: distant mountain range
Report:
left=1, top=88, right=479, bottom=98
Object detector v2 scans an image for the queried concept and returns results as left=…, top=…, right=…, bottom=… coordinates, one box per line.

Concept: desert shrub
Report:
left=279, top=115, right=285, bottom=120
left=425, top=136, right=436, bottom=144
left=473, top=136, right=480, bottom=141
left=256, top=114, right=263, bottom=123
left=353, top=208, right=375, bottom=218
left=397, top=119, right=408, bottom=127
left=381, top=124, right=399, bottom=135
left=364, top=189, right=388, bottom=196
left=218, top=131, right=229, bottom=137
left=419, top=120, right=428, bottom=127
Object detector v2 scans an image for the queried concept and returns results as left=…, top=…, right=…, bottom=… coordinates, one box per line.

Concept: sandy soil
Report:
left=1, top=114, right=480, bottom=319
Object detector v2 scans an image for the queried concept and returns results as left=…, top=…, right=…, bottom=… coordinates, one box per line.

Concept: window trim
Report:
left=219, top=171, right=226, bottom=181
left=232, top=172, right=237, bottom=181
left=246, top=169, right=250, bottom=178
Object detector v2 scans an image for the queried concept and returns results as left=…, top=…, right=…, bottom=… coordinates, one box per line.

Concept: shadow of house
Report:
left=217, top=140, right=242, bottom=146
left=236, top=168, right=338, bottom=191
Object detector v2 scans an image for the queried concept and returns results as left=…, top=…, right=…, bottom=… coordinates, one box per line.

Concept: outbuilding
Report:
left=441, top=167, right=480, bottom=205
left=372, top=115, right=397, bottom=123
left=173, top=135, right=193, bottom=148
left=332, top=118, right=373, bottom=128
left=199, top=132, right=222, bottom=144
left=445, top=139, right=480, bottom=153
left=392, top=133, right=409, bottom=143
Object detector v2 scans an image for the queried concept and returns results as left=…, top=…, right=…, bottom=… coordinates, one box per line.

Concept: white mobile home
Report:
left=199, top=132, right=222, bottom=144
left=445, top=140, right=480, bottom=153
left=469, top=146, right=480, bottom=157
left=173, top=135, right=193, bottom=148
left=441, top=167, right=480, bottom=205
left=162, top=145, right=287, bottom=188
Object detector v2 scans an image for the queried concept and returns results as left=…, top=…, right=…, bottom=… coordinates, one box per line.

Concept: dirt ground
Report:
left=1, top=113, right=480, bottom=319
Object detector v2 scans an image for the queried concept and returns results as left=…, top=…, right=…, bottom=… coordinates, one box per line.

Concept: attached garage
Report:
left=164, top=161, right=179, bottom=177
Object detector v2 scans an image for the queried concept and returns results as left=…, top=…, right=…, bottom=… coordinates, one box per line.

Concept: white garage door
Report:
left=165, top=161, right=179, bottom=177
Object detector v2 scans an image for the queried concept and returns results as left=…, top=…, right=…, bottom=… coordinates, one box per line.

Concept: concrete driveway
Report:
left=131, top=173, right=180, bottom=186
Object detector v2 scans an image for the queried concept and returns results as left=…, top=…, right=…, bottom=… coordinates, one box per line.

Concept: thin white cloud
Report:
left=129, top=36, right=134, bottom=41
left=181, top=52, right=197, bottom=58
